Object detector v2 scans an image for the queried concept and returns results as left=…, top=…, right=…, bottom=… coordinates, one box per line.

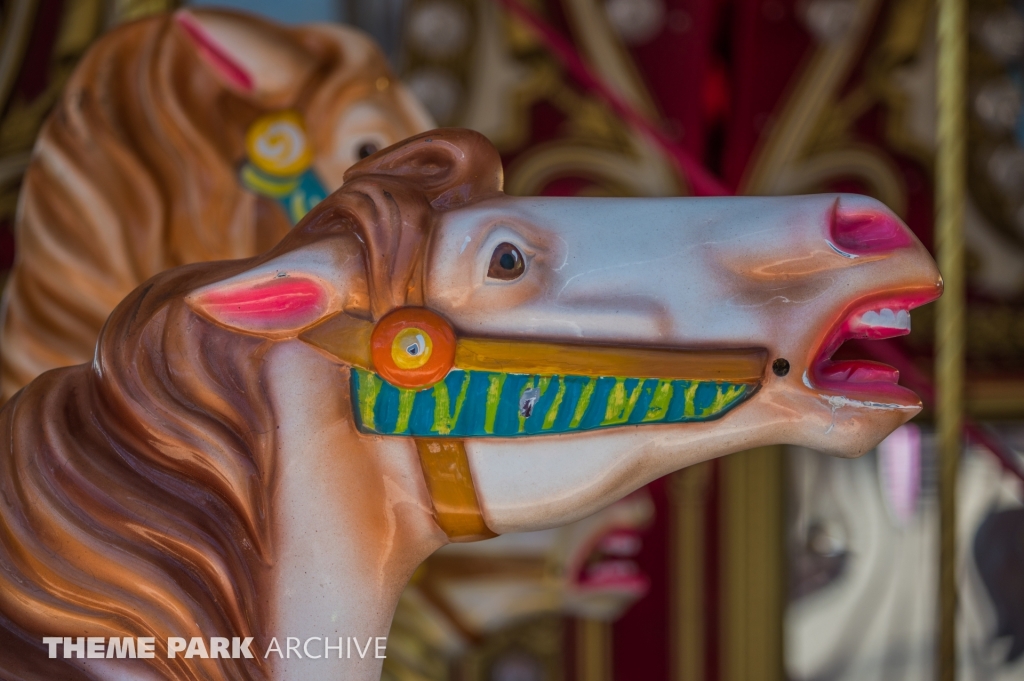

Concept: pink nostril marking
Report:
left=830, top=201, right=913, bottom=254
left=195, top=277, right=327, bottom=328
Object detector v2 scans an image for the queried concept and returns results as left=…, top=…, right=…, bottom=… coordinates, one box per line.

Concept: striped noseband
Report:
left=300, top=306, right=767, bottom=541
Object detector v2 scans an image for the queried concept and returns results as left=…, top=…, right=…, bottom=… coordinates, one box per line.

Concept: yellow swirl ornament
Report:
left=245, top=111, right=313, bottom=177
left=391, top=327, right=434, bottom=370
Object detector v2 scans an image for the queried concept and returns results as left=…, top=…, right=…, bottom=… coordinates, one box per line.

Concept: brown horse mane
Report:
left=0, top=129, right=502, bottom=680
left=0, top=8, right=399, bottom=401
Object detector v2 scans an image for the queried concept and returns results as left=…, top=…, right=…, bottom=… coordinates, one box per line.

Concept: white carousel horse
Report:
left=0, top=129, right=941, bottom=680
left=787, top=432, right=1024, bottom=681
left=385, top=491, right=653, bottom=679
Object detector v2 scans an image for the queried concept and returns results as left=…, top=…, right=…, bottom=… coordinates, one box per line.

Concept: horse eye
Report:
left=357, top=142, right=379, bottom=159
left=487, top=243, right=525, bottom=280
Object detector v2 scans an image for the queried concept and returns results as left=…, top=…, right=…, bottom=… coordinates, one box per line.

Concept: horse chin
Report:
left=790, top=393, right=922, bottom=459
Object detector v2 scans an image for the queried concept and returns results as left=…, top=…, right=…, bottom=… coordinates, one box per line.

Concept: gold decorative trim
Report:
left=575, top=618, right=612, bottom=681
left=108, top=0, right=178, bottom=25
left=739, top=0, right=905, bottom=213
left=720, top=447, right=784, bottom=681
left=504, top=137, right=679, bottom=197
left=934, top=0, right=968, bottom=674
left=670, top=462, right=713, bottom=681
left=560, top=0, right=658, bottom=118
left=740, top=0, right=883, bottom=191
left=486, top=0, right=682, bottom=198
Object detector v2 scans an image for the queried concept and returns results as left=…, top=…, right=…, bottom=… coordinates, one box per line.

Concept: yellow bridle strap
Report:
left=301, top=312, right=375, bottom=368
left=415, top=439, right=495, bottom=542
left=300, top=312, right=768, bottom=384
left=455, top=338, right=766, bottom=383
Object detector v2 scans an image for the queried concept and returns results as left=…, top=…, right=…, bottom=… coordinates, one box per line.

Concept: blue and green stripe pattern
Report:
left=239, top=163, right=328, bottom=224
left=351, top=368, right=753, bottom=438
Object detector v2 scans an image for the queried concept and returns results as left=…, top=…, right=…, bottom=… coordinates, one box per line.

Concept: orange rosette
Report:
left=370, top=307, right=457, bottom=389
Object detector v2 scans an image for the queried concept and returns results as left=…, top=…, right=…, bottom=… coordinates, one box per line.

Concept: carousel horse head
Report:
left=0, top=7, right=432, bottom=401
left=0, top=129, right=940, bottom=680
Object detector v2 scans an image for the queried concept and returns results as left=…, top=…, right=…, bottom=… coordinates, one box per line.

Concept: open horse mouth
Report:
left=808, top=289, right=941, bottom=408
left=571, top=527, right=649, bottom=595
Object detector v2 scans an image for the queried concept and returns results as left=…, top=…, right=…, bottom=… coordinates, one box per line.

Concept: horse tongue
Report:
left=818, top=360, right=899, bottom=384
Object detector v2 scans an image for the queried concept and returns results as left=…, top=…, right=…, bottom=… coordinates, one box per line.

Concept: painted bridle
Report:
left=300, top=307, right=767, bottom=541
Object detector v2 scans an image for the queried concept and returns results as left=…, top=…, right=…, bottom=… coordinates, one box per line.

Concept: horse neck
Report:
left=263, top=341, right=446, bottom=680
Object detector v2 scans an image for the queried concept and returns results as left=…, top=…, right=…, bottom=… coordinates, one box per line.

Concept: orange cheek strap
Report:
left=415, top=439, right=495, bottom=542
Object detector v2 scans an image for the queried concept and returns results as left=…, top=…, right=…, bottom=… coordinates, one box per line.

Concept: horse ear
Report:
left=342, top=129, right=504, bottom=208
left=174, top=9, right=316, bottom=106
left=187, top=271, right=335, bottom=338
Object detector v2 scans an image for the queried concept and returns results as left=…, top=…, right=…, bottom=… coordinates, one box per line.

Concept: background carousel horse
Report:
left=0, top=7, right=432, bottom=402
left=385, top=491, right=654, bottom=680
left=0, top=129, right=941, bottom=680
left=786, top=433, right=1024, bottom=681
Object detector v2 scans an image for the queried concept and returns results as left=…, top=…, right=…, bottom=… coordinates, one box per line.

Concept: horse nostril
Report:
left=830, top=200, right=913, bottom=255
left=773, top=358, right=790, bottom=377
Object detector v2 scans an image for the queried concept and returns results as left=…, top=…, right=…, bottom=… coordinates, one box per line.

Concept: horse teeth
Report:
left=857, top=307, right=910, bottom=331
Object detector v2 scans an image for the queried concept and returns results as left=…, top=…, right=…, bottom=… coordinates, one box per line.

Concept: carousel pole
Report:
left=935, top=0, right=967, bottom=674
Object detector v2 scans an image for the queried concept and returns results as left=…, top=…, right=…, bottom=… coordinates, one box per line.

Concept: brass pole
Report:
left=575, top=618, right=612, bottom=681
left=935, top=0, right=967, bottom=674
left=720, top=448, right=784, bottom=681
left=671, top=464, right=712, bottom=681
